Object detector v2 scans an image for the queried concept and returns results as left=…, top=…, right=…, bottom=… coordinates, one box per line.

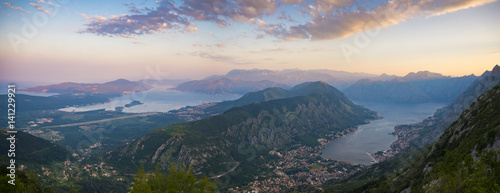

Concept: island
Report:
left=124, top=100, right=143, bottom=108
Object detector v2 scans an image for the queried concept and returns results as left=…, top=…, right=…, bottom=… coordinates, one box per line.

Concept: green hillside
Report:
left=0, top=129, right=71, bottom=166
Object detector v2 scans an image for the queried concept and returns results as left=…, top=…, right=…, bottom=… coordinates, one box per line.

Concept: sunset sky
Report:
left=0, top=0, right=499, bottom=84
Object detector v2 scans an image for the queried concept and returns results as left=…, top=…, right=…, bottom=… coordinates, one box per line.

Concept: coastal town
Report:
left=228, top=128, right=366, bottom=192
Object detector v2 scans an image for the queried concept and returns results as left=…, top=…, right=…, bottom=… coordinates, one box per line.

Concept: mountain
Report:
left=343, top=73, right=477, bottom=103
left=20, top=79, right=152, bottom=96
left=105, top=82, right=378, bottom=186
left=373, top=73, right=399, bottom=81
left=176, top=69, right=380, bottom=95
left=0, top=94, right=110, bottom=115
left=349, top=81, right=500, bottom=192
left=191, top=87, right=290, bottom=116
left=391, top=65, right=500, bottom=150
left=221, top=69, right=341, bottom=85
left=397, top=71, right=447, bottom=81
left=0, top=129, right=71, bottom=166
left=171, top=78, right=289, bottom=95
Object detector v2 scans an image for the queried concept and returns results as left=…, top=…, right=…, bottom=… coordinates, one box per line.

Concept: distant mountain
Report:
left=343, top=72, right=477, bottom=103
left=105, top=81, right=378, bottom=185
left=372, top=73, right=399, bottom=81
left=20, top=79, right=152, bottom=96
left=352, top=81, right=500, bottom=192
left=171, top=78, right=289, bottom=95
left=221, top=69, right=378, bottom=86
left=0, top=94, right=110, bottom=113
left=396, top=71, right=447, bottom=81
left=391, top=65, right=500, bottom=150
left=177, top=69, right=380, bottom=95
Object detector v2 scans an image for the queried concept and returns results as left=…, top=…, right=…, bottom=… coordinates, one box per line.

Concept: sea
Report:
left=58, top=85, right=241, bottom=113
left=321, top=101, right=447, bottom=165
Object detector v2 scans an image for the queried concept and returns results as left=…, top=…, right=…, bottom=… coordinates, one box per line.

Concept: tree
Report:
left=131, top=164, right=217, bottom=193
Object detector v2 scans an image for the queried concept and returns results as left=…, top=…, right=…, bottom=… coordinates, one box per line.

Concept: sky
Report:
left=0, top=0, right=499, bottom=84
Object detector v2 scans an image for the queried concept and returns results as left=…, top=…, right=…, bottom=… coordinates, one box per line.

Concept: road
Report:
left=366, top=152, right=379, bottom=164
left=42, top=112, right=158, bottom=128
left=210, top=162, right=240, bottom=179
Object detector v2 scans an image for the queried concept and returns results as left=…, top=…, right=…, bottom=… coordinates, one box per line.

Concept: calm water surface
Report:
left=321, top=101, right=447, bottom=165
left=59, top=86, right=241, bottom=113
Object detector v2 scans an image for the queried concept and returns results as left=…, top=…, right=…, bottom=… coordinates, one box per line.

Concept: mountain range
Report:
left=343, top=71, right=477, bottom=103
left=172, top=69, right=379, bottom=94
left=20, top=79, right=152, bottom=96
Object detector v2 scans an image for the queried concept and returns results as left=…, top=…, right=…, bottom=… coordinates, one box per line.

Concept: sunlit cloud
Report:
left=266, top=0, right=497, bottom=41
left=78, top=1, right=197, bottom=38
left=215, top=43, right=226, bottom=48
left=77, top=0, right=497, bottom=41
left=189, top=51, right=255, bottom=65
left=3, top=2, right=28, bottom=12
left=30, top=3, right=50, bottom=14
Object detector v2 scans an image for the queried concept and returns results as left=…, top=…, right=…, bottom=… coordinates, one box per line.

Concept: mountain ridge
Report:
left=344, top=74, right=477, bottom=103
left=20, top=79, right=152, bottom=96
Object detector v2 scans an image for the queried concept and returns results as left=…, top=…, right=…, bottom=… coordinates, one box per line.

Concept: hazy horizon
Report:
left=0, top=66, right=494, bottom=87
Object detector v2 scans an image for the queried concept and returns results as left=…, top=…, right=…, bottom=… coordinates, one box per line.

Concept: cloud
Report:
left=280, top=0, right=304, bottom=5
left=264, top=0, right=496, bottom=41
left=251, top=47, right=289, bottom=53
left=123, top=3, right=143, bottom=14
left=3, top=2, right=25, bottom=11
left=78, top=0, right=197, bottom=37
left=259, top=23, right=309, bottom=41
left=190, top=51, right=255, bottom=65
left=37, top=0, right=55, bottom=5
left=178, top=0, right=278, bottom=26
left=78, top=0, right=496, bottom=40
left=30, top=3, right=50, bottom=14
left=79, top=0, right=282, bottom=37
left=215, top=43, right=226, bottom=48
left=30, top=3, right=51, bottom=14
